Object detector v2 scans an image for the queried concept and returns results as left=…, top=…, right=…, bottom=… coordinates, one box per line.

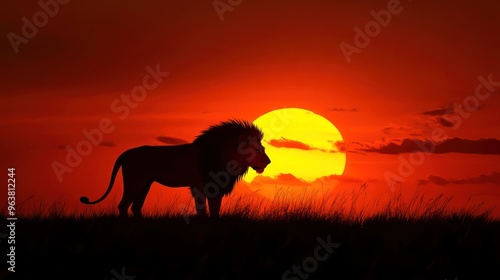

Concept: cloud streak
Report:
left=252, top=173, right=310, bottom=186
left=100, top=141, right=116, bottom=147
left=156, top=136, right=189, bottom=145
left=267, top=137, right=339, bottom=153
left=436, top=117, right=454, bottom=127
left=329, top=108, right=358, bottom=112
left=381, top=125, right=423, bottom=137
left=56, top=141, right=116, bottom=149
left=361, top=138, right=500, bottom=155
left=267, top=137, right=312, bottom=150
left=249, top=173, right=374, bottom=186
left=421, top=106, right=453, bottom=116
left=423, top=172, right=500, bottom=186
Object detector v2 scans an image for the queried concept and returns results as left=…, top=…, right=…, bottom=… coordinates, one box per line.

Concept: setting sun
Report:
left=243, top=108, right=346, bottom=201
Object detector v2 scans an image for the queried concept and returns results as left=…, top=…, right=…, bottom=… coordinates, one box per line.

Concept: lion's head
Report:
left=193, top=119, right=271, bottom=194
left=237, top=133, right=271, bottom=174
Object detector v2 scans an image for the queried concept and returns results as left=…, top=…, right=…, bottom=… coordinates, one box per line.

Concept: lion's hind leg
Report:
left=131, top=181, right=153, bottom=218
left=118, top=170, right=151, bottom=218
left=118, top=192, right=133, bottom=218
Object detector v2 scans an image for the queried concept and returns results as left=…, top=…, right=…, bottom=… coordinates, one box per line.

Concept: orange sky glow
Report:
left=1, top=0, right=499, bottom=218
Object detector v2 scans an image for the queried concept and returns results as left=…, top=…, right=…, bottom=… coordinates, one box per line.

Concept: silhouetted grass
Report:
left=1, top=186, right=499, bottom=279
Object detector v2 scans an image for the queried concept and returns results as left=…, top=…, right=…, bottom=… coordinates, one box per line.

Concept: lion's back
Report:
left=119, top=144, right=200, bottom=181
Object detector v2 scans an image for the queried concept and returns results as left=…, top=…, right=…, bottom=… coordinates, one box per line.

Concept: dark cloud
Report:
left=332, top=140, right=368, bottom=154
left=381, top=127, right=393, bottom=135
left=361, top=138, right=500, bottom=155
left=252, top=173, right=309, bottom=186
left=428, top=175, right=450, bottom=186
left=267, top=137, right=336, bottom=152
left=99, top=141, right=116, bottom=147
left=453, top=172, right=500, bottom=185
left=250, top=173, right=372, bottom=186
left=421, top=107, right=453, bottom=116
left=157, top=136, right=189, bottom=145
left=422, top=104, right=485, bottom=118
left=56, top=141, right=116, bottom=149
left=381, top=125, right=423, bottom=137
left=425, top=172, right=500, bottom=186
left=329, top=108, right=358, bottom=112
left=436, top=117, right=454, bottom=127
left=267, top=137, right=311, bottom=150
left=313, top=174, right=371, bottom=184
left=332, top=141, right=347, bottom=153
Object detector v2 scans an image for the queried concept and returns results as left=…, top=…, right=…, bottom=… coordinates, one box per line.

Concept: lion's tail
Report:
left=79, top=153, right=124, bottom=205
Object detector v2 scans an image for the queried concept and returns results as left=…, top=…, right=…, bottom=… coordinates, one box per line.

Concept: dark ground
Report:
left=1, top=214, right=499, bottom=280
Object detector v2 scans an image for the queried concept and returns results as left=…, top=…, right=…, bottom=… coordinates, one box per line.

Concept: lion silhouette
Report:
left=80, top=119, right=271, bottom=218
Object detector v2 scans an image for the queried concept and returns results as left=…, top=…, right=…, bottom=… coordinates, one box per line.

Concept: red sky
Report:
left=1, top=0, right=499, bottom=218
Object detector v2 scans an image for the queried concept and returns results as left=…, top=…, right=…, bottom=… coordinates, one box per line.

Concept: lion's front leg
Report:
left=191, top=186, right=207, bottom=217
left=208, top=195, right=223, bottom=219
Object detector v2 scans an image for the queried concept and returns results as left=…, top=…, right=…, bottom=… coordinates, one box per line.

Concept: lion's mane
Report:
left=192, top=119, right=263, bottom=195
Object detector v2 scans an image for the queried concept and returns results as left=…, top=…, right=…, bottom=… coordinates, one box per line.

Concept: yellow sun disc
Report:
left=242, top=108, right=346, bottom=201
